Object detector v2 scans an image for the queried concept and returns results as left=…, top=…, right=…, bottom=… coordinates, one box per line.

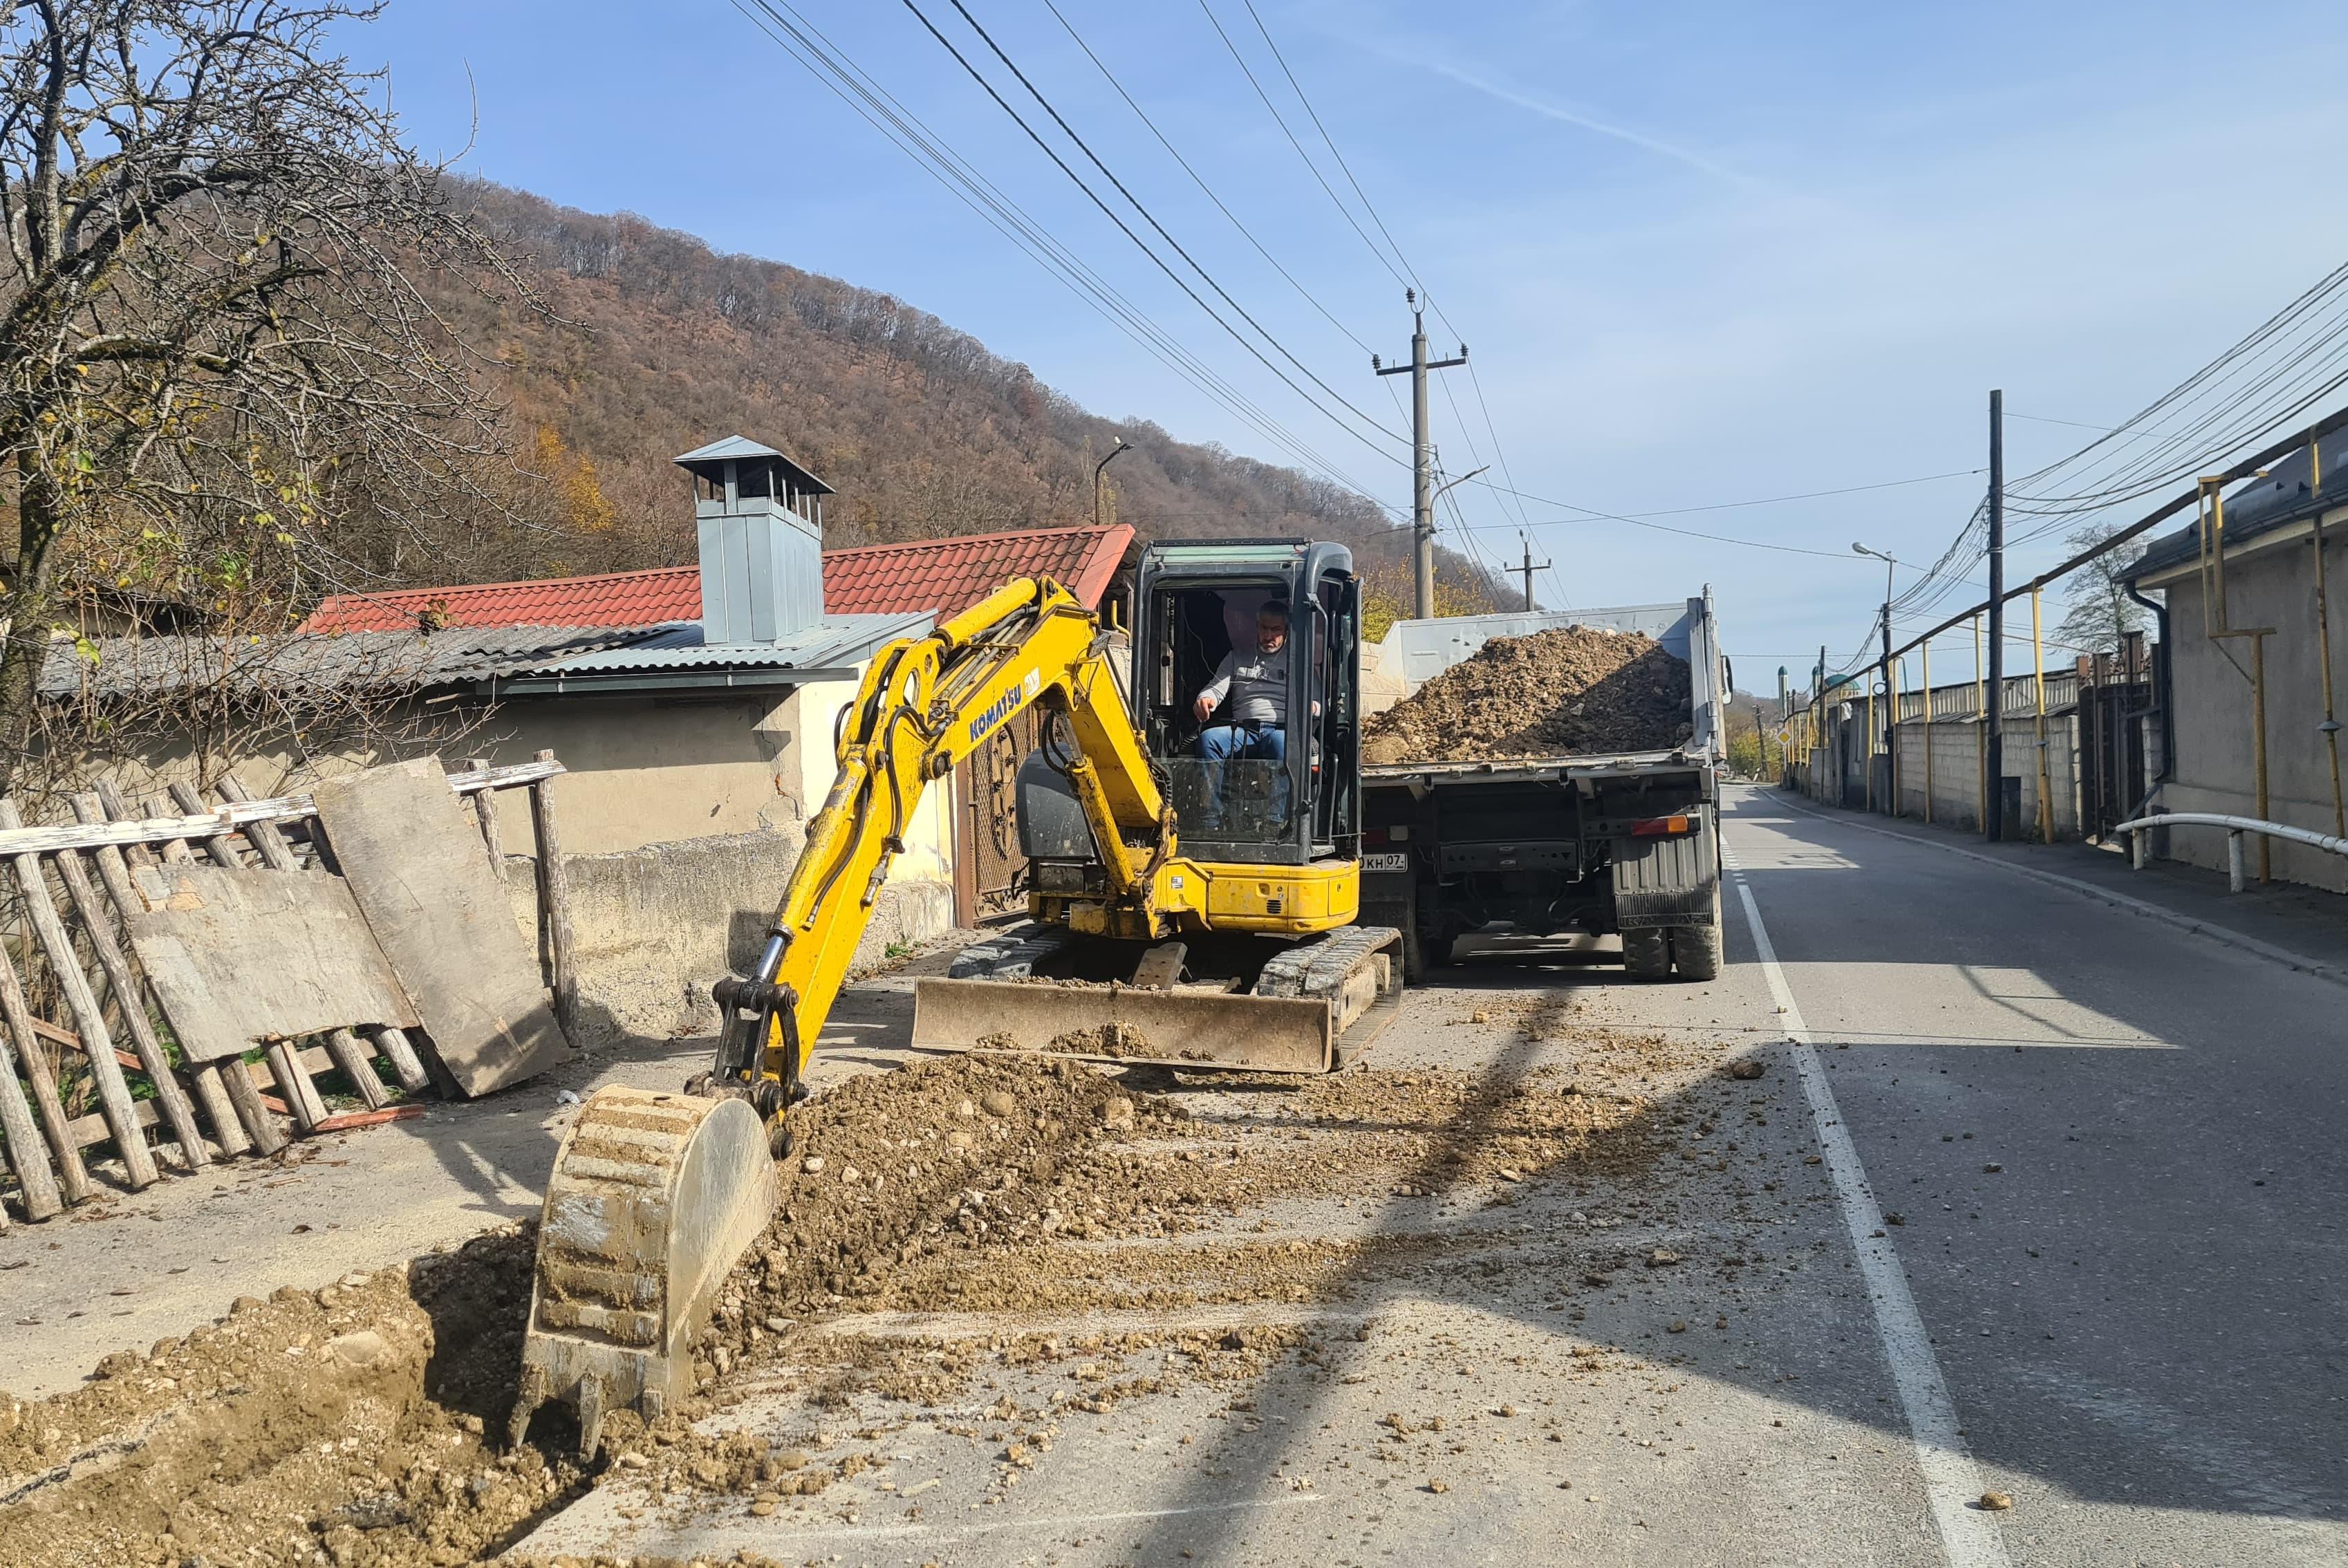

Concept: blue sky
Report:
left=351, top=0, right=2348, bottom=690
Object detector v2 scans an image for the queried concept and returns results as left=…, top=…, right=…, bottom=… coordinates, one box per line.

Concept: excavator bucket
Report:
left=510, top=1085, right=778, bottom=1457
left=911, top=977, right=1336, bottom=1073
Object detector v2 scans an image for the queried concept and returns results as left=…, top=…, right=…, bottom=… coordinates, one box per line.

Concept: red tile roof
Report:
left=301, top=524, right=1134, bottom=635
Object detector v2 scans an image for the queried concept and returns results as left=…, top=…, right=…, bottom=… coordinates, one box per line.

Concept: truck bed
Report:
left=1361, top=746, right=1707, bottom=787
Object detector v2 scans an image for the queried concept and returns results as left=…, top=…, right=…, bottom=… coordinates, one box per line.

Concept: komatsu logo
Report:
left=968, top=670, right=1041, bottom=745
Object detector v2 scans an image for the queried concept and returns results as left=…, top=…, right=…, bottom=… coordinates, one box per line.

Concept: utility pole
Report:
left=1375, top=289, right=1468, bottom=619
left=1986, top=389, right=2006, bottom=842
left=1514, top=532, right=1552, bottom=612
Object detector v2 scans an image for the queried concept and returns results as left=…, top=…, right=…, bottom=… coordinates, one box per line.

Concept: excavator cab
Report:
left=1130, top=540, right=1363, bottom=865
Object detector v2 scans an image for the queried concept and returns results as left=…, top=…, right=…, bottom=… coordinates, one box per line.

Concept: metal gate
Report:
left=2076, top=643, right=2152, bottom=841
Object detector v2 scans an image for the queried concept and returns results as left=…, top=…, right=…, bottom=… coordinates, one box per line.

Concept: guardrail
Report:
left=2112, top=811, right=2348, bottom=892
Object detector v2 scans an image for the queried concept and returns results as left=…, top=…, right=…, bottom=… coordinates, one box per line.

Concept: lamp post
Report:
left=1853, top=543, right=1898, bottom=814
left=1093, top=437, right=1130, bottom=529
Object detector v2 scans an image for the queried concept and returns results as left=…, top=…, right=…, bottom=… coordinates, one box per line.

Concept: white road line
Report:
left=1723, top=840, right=2011, bottom=1568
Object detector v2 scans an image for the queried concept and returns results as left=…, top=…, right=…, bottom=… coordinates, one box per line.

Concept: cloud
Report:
left=1370, top=46, right=1757, bottom=192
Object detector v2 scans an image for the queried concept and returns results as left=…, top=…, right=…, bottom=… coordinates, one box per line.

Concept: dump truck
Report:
left=1357, top=592, right=1729, bottom=982
left=512, top=538, right=1402, bottom=1455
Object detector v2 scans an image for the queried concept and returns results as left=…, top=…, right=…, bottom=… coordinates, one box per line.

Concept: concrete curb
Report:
left=1760, top=787, right=2348, bottom=994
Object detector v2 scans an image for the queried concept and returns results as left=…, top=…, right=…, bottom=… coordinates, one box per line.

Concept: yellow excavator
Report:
left=512, top=539, right=1401, bottom=1453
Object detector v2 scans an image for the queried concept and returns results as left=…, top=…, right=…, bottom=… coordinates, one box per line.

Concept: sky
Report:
left=346, top=0, right=2348, bottom=693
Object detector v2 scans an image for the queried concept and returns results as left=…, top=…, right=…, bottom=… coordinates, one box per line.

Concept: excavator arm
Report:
left=703, top=575, right=1170, bottom=1121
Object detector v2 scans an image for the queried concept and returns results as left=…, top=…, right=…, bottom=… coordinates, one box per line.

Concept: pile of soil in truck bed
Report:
left=1362, top=626, right=1692, bottom=765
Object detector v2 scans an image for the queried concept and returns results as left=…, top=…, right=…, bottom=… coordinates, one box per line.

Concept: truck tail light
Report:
left=1363, top=828, right=1389, bottom=846
left=1631, top=814, right=1693, bottom=837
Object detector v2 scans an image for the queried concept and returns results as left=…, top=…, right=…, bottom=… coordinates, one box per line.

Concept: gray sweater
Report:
left=1199, top=649, right=1287, bottom=725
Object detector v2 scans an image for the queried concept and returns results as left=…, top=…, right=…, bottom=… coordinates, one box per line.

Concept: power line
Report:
left=1036, top=0, right=1377, bottom=357
left=903, top=0, right=1410, bottom=466
left=1193, top=0, right=1409, bottom=289
left=1237, top=0, right=1419, bottom=288
left=731, top=0, right=1399, bottom=512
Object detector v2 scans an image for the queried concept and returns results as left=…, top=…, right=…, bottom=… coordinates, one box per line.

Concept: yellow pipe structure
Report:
left=2032, top=589, right=2054, bottom=844
left=1865, top=678, right=1878, bottom=812
left=1921, top=638, right=1934, bottom=824
left=1973, top=613, right=1987, bottom=832
left=2313, top=440, right=2344, bottom=839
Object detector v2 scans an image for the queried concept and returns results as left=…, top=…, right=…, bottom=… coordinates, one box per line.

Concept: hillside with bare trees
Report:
left=382, top=180, right=1500, bottom=602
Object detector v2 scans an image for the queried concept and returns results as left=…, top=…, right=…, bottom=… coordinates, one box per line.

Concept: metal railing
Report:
left=2112, top=811, right=2348, bottom=893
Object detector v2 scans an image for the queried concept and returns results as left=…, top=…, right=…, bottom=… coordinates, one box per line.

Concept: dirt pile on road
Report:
left=1363, top=626, right=1690, bottom=765
left=0, top=1227, right=583, bottom=1568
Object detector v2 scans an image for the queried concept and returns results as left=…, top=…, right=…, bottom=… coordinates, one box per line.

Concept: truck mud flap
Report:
left=910, top=978, right=1333, bottom=1074
left=1611, top=823, right=1718, bottom=931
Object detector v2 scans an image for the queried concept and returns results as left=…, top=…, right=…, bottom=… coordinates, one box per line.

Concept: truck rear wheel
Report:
left=1622, top=928, right=1670, bottom=980
left=1670, top=882, right=1725, bottom=982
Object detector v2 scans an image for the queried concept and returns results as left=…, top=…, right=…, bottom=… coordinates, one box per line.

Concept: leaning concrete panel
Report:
left=313, top=758, right=572, bottom=1096
left=127, top=864, right=418, bottom=1063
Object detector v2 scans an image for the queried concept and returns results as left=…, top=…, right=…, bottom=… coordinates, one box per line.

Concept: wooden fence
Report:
left=0, top=754, right=576, bottom=1227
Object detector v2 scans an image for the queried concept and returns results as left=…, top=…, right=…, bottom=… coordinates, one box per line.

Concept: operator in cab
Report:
left=1193, top=601, right=1295, bottom=828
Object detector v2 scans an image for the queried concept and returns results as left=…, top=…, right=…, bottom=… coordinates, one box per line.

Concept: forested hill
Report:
left=398, top=179, right=1498, bottom=604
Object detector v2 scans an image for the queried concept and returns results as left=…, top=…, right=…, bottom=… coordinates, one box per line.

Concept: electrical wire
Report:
left=903, top=0, right=1410, bottom=466
left=1036, top=0, right=1377, bottom=356
left=729, top=0, right=1401, bottom=513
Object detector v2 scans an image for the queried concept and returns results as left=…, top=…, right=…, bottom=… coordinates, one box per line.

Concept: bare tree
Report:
left=2056, top=519, right=2149, bottom=653
left=0, top=0, right=532, bottom=796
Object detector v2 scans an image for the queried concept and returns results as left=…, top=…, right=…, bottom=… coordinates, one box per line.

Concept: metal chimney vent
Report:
left=674, top=435, right=835, bottom=644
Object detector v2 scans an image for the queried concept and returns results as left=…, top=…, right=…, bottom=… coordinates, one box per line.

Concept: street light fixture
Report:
left=1093, top=437, right=1130, bottom=528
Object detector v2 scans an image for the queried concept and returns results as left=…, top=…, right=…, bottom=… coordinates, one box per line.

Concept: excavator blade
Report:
left=911, top=977, right=1336, bottom=1073
left=511, top=1085, right=778, bottom=1457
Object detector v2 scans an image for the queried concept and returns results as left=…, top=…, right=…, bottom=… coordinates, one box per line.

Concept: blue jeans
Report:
left=1197, top=723, right=1287, bottom=829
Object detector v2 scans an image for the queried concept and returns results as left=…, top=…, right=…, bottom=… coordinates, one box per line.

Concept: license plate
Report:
left=1361, top=852, right=1408, bottom=871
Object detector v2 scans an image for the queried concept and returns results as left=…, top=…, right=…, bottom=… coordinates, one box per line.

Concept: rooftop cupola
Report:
left=675, top=434, right=835, bottom=645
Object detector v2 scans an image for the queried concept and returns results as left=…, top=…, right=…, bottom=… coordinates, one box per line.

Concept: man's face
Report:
left=1256, top=614, right=1287, bottom=654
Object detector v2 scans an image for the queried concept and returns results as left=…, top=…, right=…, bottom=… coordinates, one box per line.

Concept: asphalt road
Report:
left=518, top=783, right=2348, bottom=1567
left=1733, top=787, right=2348, bottom=1566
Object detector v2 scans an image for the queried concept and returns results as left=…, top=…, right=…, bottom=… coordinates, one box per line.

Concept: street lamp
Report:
left=1094, top=437, right=1130, bottom=528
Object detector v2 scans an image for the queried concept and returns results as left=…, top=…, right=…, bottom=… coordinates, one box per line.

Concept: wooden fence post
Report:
left=50, top=832, right=210, bottom=1169
left=0, top=799, right=158, bottom=1188
left=469, top=757, right=506, bottom=881
left=528, top=751, right=581, bottom=1042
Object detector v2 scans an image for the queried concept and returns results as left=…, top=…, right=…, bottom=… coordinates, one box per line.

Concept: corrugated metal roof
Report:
left=301, top=524, right=1133, bottom=634
left=539, top=612, right=931, bottom=676
left=36, top=625, right=654, bottom=700
left=302, top=568, right=700, bottom=635
left=2129, top=427, right=2348, bottom=582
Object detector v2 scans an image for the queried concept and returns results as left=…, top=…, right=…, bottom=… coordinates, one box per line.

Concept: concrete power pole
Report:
left=1515, top=533, right=1552, bottom=612
left=1986, top=389, right=2006, bottom=842
left=1375, top=290, right=1468, bottom=619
